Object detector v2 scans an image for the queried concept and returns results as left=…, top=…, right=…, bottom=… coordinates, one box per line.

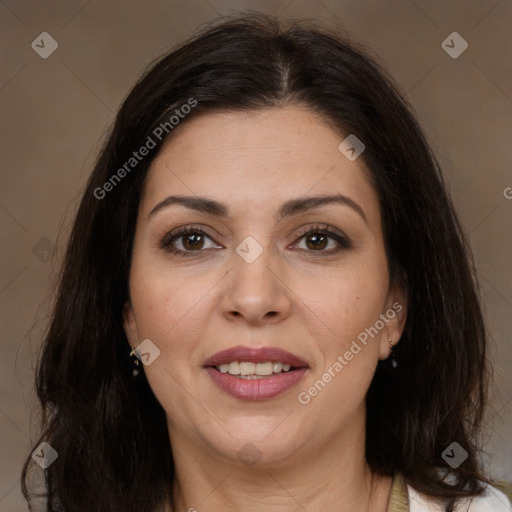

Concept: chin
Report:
left=206, top=421, right=307, bottom=467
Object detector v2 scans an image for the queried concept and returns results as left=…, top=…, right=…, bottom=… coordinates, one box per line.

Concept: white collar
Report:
left=407, top=481, right=512, bottom=511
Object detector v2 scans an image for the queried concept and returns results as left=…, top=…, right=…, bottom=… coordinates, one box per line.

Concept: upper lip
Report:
left=203, top=345, right=309, bottom=368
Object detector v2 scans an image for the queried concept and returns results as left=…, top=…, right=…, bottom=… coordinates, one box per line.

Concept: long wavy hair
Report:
left=22, top=11, right=491, bottom=512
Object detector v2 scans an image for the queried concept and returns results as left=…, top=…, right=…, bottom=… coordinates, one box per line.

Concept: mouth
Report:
left=213, top=361, right=300, bottom=378
left=203, top=345, right=309, bottom=400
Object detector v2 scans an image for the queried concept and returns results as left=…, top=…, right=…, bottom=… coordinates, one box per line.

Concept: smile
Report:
left=204, top=345, right=309, bottom=400
left=216, top=361, right=293, bottom=376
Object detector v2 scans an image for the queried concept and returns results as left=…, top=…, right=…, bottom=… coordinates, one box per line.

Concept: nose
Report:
left=221, top=248, right=292, bottom=326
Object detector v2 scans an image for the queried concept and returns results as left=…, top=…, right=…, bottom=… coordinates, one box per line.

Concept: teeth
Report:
left=215, top=361, right=295, bottom=377
left=240, top=362, right=255, bottom=376
left=228, top=362, right=241, bottom=375
left=255, top=362, right=273, bottom=375
left=273, top=362, right=283, bottom=373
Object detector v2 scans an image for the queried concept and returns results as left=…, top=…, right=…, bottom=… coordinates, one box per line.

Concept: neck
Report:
left=166, top=414, right=392, bottom=512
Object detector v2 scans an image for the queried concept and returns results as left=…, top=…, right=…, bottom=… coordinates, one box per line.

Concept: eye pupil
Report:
left=306, top=233, right=327, bottom=250
left=183, top=233, right=203, bottom=250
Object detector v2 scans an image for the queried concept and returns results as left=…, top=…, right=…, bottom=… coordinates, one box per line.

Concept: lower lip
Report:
left=205, top=367, right=308, bottom=400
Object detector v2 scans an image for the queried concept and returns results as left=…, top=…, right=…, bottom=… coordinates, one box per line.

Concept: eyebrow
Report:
left=148, top=193, right=369, bottom=226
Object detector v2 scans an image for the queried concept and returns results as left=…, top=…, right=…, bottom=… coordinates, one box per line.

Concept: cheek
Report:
left=128, top=268, right=214, bottom=418
left=294, top=273, right=387, bottom=426
left=301, top=263, right=388, bottom=351
left=130, top=268, right=211, bottom=347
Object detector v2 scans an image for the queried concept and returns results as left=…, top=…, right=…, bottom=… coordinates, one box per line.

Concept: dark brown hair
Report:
left=22, top=11, right=491, bottom=511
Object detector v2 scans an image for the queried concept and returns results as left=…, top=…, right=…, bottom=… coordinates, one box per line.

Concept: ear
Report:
left=378, top=274, right=408, bottom=360
left=122, top=300, right=139, bottom=349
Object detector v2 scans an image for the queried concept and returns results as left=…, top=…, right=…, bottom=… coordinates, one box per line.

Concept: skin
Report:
left=123, top=105, right=407, bottom=512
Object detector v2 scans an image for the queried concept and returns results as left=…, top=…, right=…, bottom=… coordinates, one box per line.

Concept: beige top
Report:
left=387, top=472, right=409, bottom=512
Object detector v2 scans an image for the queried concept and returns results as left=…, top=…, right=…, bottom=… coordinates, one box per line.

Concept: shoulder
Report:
left=407, top=480, right=512, bottom=512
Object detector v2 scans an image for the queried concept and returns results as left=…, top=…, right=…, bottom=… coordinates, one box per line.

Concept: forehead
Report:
left=140, top=106, right=380, bottom=228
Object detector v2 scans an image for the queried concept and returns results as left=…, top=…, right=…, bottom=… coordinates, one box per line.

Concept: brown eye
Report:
left=181, top=233, right=205, bottom=251
left=293, top=226, right=351, bottom=254
left=160, top=227, right=221, bottom=257
left=304, top=233, right=329, bottom=251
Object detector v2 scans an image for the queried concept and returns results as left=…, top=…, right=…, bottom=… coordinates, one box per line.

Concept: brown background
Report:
left=1, top=0, right=511, bottom=509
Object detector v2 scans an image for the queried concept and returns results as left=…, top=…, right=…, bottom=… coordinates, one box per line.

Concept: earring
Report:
left=388, top=336, right=397, bottom=368
left=129, top=347, right=141, bottom=376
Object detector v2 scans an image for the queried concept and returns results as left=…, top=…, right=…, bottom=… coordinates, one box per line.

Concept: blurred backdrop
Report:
left=1, top=0, right=511, bottom=509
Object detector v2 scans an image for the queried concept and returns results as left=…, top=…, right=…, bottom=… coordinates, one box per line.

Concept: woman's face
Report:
left=123, top=106, right=406, bottom=466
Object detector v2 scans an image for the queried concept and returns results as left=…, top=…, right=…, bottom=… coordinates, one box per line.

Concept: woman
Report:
left=22, top=12, right=511, bottom=512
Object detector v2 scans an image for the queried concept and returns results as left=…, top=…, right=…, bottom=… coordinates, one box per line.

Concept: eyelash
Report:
left=160, top=224, right=351, bottom=258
